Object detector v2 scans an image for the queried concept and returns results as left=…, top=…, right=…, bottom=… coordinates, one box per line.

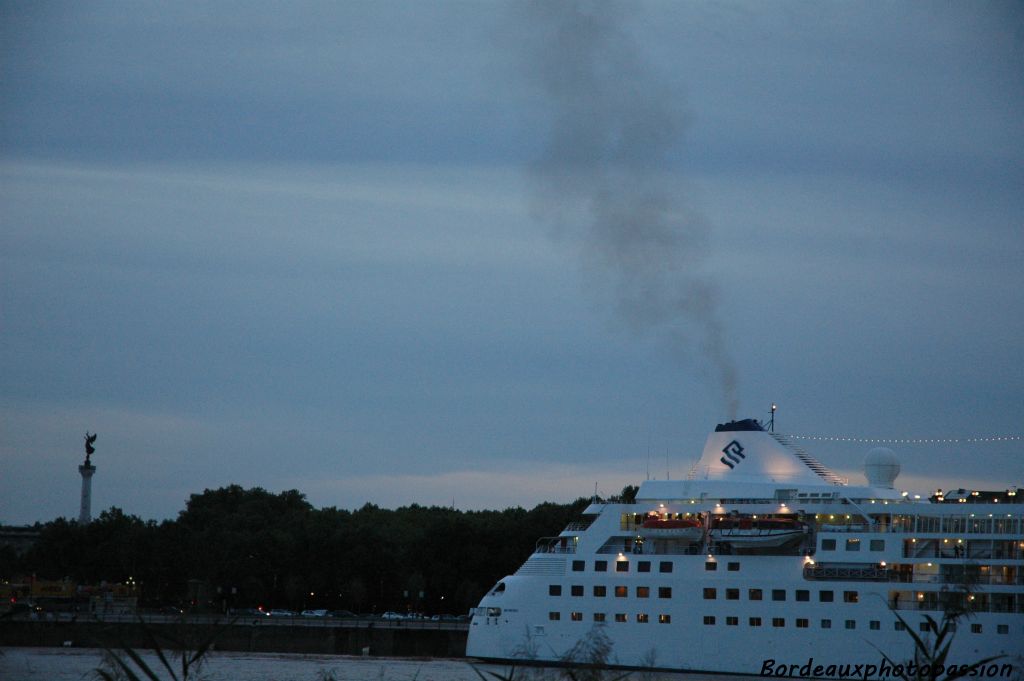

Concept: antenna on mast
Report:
left=769, top=403, right=777, bottom=432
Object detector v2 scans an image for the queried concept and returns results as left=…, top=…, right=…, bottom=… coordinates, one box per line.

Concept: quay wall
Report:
left=0, top=619, right=468, bottom=657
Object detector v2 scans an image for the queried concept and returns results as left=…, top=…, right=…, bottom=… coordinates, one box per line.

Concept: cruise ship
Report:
left=467, top=419, right=1024, bottom=677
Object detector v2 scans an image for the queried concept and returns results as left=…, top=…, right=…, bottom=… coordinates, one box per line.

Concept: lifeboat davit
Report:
left=708, top=517, right=807, bottom=548
left=638, top=517, right=703, bottom=542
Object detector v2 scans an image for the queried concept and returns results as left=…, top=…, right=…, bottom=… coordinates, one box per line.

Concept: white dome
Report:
left=863, top=447, right=900, bottom=488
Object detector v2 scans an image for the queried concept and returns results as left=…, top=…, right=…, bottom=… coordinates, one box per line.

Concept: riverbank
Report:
left=0, top=618, right=467, bottom=657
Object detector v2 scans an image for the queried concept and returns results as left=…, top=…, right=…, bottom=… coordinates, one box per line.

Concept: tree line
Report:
left=1, top=485, right=606, bottom=616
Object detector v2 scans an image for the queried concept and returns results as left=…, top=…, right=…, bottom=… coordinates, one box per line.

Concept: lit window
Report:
left=844, top=591, right=859, bottom=603
left=704, top=588, right=717, bottom=600
left=614, top=613, right=626, bottom=623
left=726, top=616, right=738, bottom=626
left=571, top=612, right=583, bottom=622
left=846, top=538, right=860, bottom=552
left=636, top=587, right=650, bottom=598
left=593, top=613, right=606, bottom=622
left=614, top=586, right=627, bottom=598
left=658, top=614, right=671, bottom=624
left=636, top=613, right=649, bottom=623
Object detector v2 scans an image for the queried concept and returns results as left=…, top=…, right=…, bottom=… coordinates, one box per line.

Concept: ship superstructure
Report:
left=467, top=420, right=1024, bottom=677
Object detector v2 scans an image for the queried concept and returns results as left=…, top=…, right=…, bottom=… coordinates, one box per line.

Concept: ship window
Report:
left=749, top=617, right=762, bottom=627
left=796, top=590, right=809, bottom=601
left=870, top=620, right=880, bottom=630
left=549, top=585, right=562, bottom=596
left=819, top=590, right=834, bottom=603
left=703, top=615, right=715, bottom=625
left=870, top=540, right=884, bottom=551
left=614, top=613, right=627, bottom=622
left=593, top=613, right=606, bottom=622
left=659, top=614, right=671, bottom=624
left=703, top=588, right=717, bottom=599
left=548, top=612, right=560, bottom=621
left=638, top=561, right=651, bottom=572
left=705, top=561, right=717, bottom=571
left=571, top=585, right=583, bottom=597
left=658, top=587, right=671, bottom=598
left=997, top=624, right=1008, bottom=634
left=919, top=622, right=930, bottom=632
left=821, top=619, right=832, bottom=629
left=726, top=616, right=739, bottom=626
left=637, top=613, right=649, bottom=623
left=571, top=611, right=583, bottom=622
left=895, top=621, right=906, bottom=631
left=593, top=585, right=606, bottom=597
left=796, top=618, right=809, bottom=628
left=821, top=539, right=837, bottom=550
left=659, top=561, right=673, bottom=573
left=971, top=624, right=982, bottom=634
left=845, top=620, right=856, bottom=630
left=844, top=591, right=859, bottom=603
left=572, top=560, right=585, bottom=572
left=594, top=560, right=607, bottom=572
left=846, top=538, right=861, bottom=552
left=614, top=585, right=627, bottom=598
left=616, top=561, right=629, bottom=572
left=726, top=588, right=739, bottom=600
left=772, top=589, right=786, bottom=601
left=749, top=589, right=762, bottom=601
left=728, top=562, right=740, bottom=571
left=636, top=587, right=650, bottom=598
left=772, top=618, right=784, bottom=627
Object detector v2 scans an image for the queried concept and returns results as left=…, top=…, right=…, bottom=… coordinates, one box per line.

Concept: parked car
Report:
left=269, top=609, right=297, bottom=617
left=301, top=609, right=328, bottom=617
left=327, top=609, right=357, bottom=618
left=380, top=611, right=405, bottom=620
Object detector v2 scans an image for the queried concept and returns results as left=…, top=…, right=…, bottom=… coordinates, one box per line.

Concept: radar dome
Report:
left=864, top=447, right=900, bottom=488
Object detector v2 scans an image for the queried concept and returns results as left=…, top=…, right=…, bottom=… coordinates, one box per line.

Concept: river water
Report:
left=0, top=647, right=722, bottom=681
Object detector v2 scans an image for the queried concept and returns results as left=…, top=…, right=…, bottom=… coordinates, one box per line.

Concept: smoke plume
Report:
left=515, top=1, right=739, bottom=417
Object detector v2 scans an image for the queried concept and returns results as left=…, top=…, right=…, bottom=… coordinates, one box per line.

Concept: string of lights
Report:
left=784, top=434, right=1023, bottom=445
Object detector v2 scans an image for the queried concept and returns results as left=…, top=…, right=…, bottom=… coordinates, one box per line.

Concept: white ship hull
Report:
left=467, top=421, right=1024, bottom=678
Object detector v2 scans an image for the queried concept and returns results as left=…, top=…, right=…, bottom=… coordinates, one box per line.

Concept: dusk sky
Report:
left=2, top=1, right=1022, bottom=525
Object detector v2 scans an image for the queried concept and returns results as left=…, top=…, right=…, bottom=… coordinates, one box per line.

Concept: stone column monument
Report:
left=79, top=432, right=98, bottom=524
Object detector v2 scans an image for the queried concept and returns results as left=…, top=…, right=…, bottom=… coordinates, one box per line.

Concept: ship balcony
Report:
left=534, top=536, right=578, bottom=555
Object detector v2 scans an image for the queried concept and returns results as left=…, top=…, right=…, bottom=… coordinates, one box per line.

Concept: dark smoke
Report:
left=515, top=1, right=739, bottom=417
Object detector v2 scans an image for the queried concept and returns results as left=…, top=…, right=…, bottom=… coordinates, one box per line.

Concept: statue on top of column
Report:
left=84, top=432, right=97, bottom=466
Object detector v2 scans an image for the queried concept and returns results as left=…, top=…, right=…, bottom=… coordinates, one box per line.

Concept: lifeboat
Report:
left=709, top=517, right=807, bottom=548
left=638, top=517, right=703, bottom=542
